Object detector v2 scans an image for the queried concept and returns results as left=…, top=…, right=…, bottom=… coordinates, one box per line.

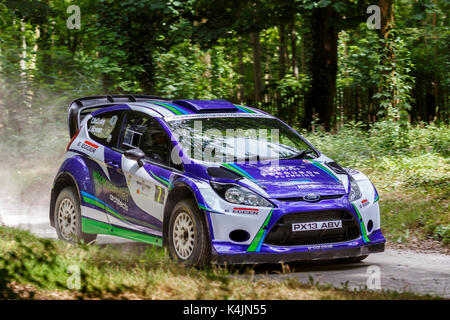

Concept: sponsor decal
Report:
left=78, top=140, right=98, bottom=153
left=260, top=166, right=321, bottom=179
left=109, top=194, right=128, bottom=212
left=232, top=207, right=259, bottom=215
left=307, top=244, right=333, bottom=250
left=295, top=183, right=345, bottom=192
left=88, top=117, right=106, bottom=134
left=88, top=127, right=102, bottom=134
left=136, top=179, right=151, bottom=196
left=345, top=168, right=360, bottom=175
left=296, top=184, right=317, bottom=190
left=93, top=170, right=129, bottom=203
left=91, top=117, right=106, bottom=125
left=360, top=199, right=370, bottom=208
left=154, top=185, right=166, bottom=204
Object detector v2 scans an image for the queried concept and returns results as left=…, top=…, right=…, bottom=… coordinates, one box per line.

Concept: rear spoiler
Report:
left=67, top=94, right=168, bottom=137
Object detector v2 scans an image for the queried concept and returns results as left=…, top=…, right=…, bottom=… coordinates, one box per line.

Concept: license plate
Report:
left=292, top=220, right=342, bottom=232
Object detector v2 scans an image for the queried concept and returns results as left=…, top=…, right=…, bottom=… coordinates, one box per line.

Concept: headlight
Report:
left=210, top=182, right=273, bottom=207
left=348, top=176, right=362, bottom=202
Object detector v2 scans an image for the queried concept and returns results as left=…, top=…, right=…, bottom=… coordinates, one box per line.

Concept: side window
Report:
left=120, top=112, right=173, bottom=167
left=87, top=111, right=122, bottom=148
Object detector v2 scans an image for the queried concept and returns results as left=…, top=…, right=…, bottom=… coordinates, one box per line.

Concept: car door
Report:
left=103, top=110, right=176, bottom=240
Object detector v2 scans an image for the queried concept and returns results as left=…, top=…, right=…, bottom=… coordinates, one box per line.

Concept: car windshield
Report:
left=166, top=116, right=317, bottom=163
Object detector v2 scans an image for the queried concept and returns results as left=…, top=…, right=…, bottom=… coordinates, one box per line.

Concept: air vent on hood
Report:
left=326, top=161, right=347, bottom=175
left=207, top=167, right=242, bottom=180
left=172, top=99, right=238, bottom=113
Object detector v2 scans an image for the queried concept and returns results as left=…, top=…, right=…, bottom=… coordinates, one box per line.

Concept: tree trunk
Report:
left=37, top=0, right=52, bottom=83
left=71, top=32, right=78, bottom=53
left=38, top=25, right=52, bottom=83
left=290, top=23, right=298, bottom=79
left=300, top=29, right=306, bottom=74
left=378, top=0, right=397, bottom=118
left=278, top=24, right=288, bottom=80
left=302, top=6, right=339, bottom=131
left=237, top=38, right=245, bottom=103
left=249, top=32, right=264, bottom=103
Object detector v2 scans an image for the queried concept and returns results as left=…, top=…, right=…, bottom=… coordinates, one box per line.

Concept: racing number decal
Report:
left=154, top=185, right=165, bottom=204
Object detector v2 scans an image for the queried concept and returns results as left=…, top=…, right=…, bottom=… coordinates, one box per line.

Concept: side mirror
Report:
left=124, top=148, right=145, bottom=167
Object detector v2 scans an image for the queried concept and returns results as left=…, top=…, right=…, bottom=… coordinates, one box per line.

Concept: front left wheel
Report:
left=168, top=199, right=211, bottom=267
left=54, top=187, right=97, bottom=244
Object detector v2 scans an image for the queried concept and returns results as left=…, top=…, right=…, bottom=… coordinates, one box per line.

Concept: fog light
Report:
left=229, top=229, right=250, bottom=242
left=367, top=220, right=373, bottom=233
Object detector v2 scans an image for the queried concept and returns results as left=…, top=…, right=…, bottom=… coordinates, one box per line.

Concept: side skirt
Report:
left=81, top=217, right=163, bottom=247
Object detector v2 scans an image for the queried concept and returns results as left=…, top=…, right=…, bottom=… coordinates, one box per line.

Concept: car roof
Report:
left=125, top=99, right=268, bottom=119
left=71, top=95, right=268, bottom=118
left=69, top=96, right=272, bottom=137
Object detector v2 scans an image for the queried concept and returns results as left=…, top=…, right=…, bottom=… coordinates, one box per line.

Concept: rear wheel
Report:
left=168, top=199, right=210, bottom=267
left=54, top=187, right=97, bottom=244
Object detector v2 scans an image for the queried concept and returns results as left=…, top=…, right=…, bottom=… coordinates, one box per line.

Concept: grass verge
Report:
left=0, top=226, right=440, bottom=300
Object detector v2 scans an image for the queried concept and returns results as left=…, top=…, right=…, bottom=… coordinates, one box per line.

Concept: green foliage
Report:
left=276, top=73, right=310, bottom=96
left=0, top=0, right=448, bottom=129
left=381, top=197, right=449, bottom=245
left=305, top=122, right=449, bottom=163
left=0, top=234, right=70, bottom=298
left=374, top=33, right=415, bottom=123
left=153, top=39, right=238, bottom=99
left=337, top=27, right=380, bottom=89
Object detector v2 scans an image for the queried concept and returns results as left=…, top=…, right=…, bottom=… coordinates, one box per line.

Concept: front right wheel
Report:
left=168, top=199, right=211, bottom=267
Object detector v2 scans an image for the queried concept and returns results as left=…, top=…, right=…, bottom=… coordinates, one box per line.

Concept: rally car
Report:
left=50, top=95, right=385, bottom=265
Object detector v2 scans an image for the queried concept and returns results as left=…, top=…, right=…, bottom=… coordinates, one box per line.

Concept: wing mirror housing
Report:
left=124, top=148, right=145, bottom=167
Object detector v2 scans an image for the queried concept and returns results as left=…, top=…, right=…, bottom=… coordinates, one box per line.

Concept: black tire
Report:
left=168, top=199, right=211, bottom=267
left=54, top=187, right=97, bottom=244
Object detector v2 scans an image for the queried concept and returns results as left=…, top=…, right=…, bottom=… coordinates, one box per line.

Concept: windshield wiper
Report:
left=285, top=149, right=314, bottom=160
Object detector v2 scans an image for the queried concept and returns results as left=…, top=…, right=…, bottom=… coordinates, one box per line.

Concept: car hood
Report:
left=220, top=160, right=347, bottom=199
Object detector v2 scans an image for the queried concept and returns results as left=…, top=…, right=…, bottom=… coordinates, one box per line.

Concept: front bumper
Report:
left=214, top=242, right=385, bottom=264
left=212, top=229, right=386, bottom=265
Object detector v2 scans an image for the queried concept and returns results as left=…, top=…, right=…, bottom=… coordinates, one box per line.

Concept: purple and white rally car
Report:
left=50, top=95, right=385, bottom=265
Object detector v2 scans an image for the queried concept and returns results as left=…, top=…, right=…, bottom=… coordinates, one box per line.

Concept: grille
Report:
left=264, top=210, right=360, bottom=246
